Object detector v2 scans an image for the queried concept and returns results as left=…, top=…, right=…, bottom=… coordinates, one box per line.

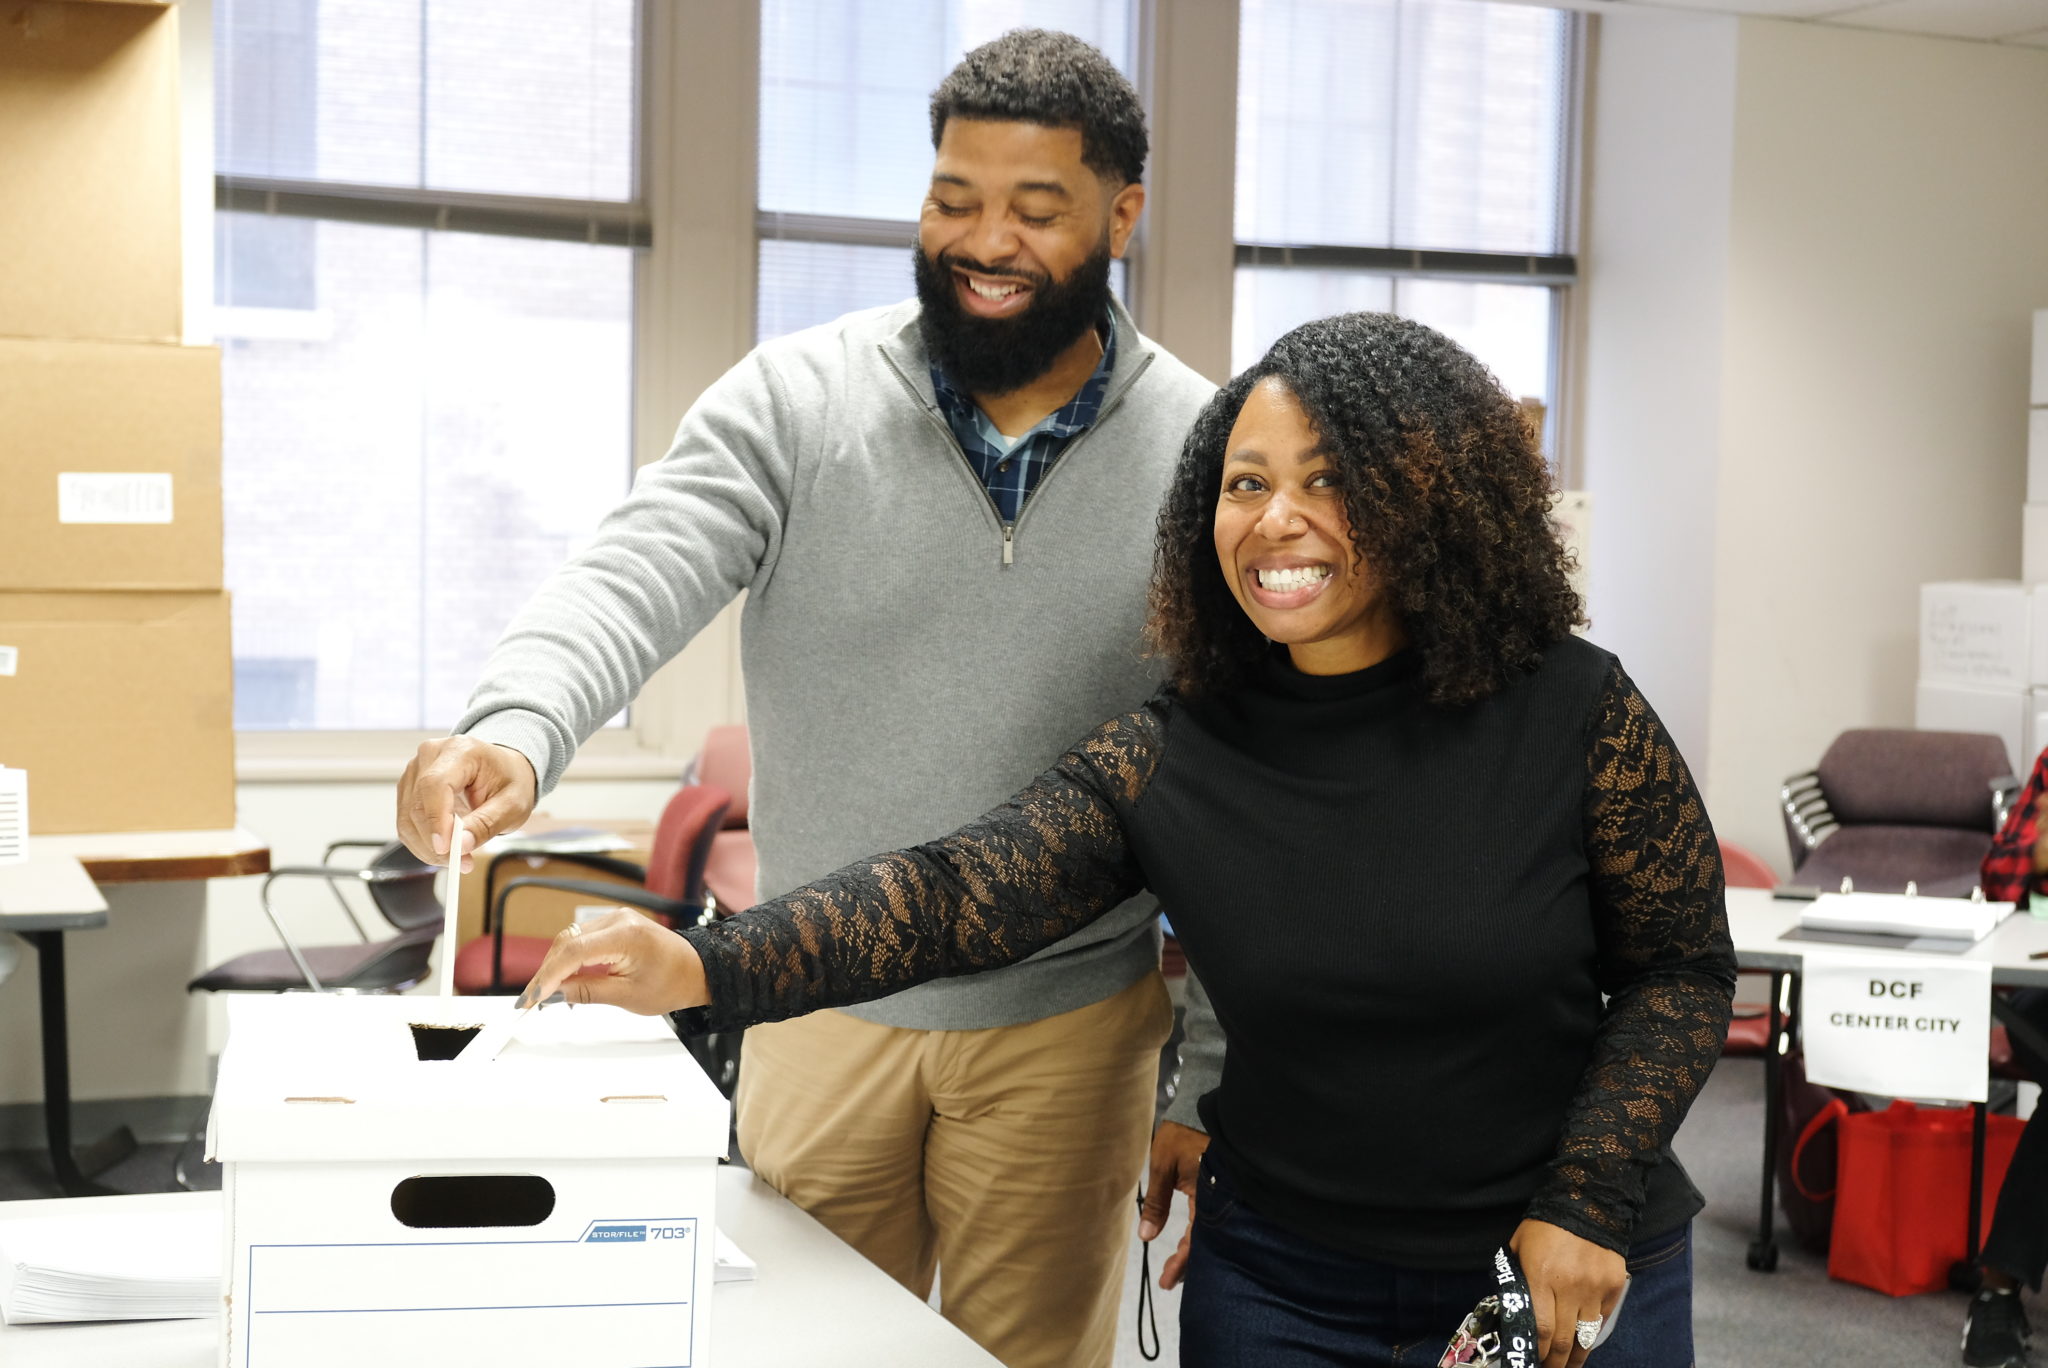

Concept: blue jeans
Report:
left=1180, top=1150, right=1694, bottom=1367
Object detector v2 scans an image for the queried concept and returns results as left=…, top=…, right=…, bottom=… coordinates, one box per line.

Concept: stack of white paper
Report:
left=0, top=1208, right=219, bottom=1324
left=715, top=1229, right=757, bottom=1283
left=1800, top=891, right=2014, bottom=944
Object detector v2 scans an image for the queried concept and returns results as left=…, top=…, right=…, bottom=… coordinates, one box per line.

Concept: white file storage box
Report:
left=1916, top=680, right=2026, bottom=776
left=206, top=994, right=727, bottom=1368
left=1920, top=581, right=2030, bottom=688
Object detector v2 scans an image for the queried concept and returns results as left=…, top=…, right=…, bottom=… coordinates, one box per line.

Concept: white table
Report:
left=1725, top=886, right=2048, bottom=987
left=1722, top=886, right=2048, bottom=1274
left=0, top=1166, right=1002, bottom=1367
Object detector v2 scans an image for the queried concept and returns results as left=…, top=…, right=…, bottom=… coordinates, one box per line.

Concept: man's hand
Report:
left=1510, top=1218, right=1628, bottom=1368
left=518, top=909, right=711, bottom=1016
left=395, top=736, right=538, bottom=871
left=1139, top=1120, right=1209, bottom=1289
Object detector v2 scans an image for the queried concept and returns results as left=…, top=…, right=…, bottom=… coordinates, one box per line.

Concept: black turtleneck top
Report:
left=682, top=635, right=1736, bottom=1268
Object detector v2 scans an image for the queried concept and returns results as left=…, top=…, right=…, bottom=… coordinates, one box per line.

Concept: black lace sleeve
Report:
left=1523, top=661, right=1737, bottom=1253
left=674, top=702, right=1168, bottom=1033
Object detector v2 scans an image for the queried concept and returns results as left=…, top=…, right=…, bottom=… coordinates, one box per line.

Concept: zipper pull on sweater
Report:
left=1002, top=523, right=1015, bottom=566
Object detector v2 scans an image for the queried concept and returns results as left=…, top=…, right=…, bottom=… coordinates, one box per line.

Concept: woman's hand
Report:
left=517, top=910, right=711, bottom=1016
left=1139, top=1120, right=1209, bottom=1289
left=1508, top=1219, right=1627, bottom=1368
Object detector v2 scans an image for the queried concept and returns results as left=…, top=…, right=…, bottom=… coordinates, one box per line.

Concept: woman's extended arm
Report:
left=1522, top=662, right=1738, bottom=1254
left=662, top=703, right=1168, bottom=1030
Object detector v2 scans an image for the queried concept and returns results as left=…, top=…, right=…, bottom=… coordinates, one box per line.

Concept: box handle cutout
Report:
left=390, top=1174, right=556, bottom=1229
left=601, top=1094, right=668, bottom=1103
left=410, top=1023, right=483, bottom=1061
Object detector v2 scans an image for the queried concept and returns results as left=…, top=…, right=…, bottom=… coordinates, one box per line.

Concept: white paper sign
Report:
left=1801, top=952, right=1993, bottom=1103
left=57, top=472, right=174, bottom=524
left=0, top=768, right=26, bottom=867
left=0, top=645, right=15, bottom=677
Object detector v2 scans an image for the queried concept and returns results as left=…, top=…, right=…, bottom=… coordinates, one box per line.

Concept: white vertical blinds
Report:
left=1236, top=0, right=1571, bottom=254
left=213, top=0, right=639, bottom=731
left=216, top=0, right=636, bottom=202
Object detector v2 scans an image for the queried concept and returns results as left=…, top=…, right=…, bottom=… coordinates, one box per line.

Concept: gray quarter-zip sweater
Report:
left=458, top=295, right=1220, bottom=1041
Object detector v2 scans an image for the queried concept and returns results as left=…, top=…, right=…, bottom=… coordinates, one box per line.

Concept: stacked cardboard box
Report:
left=2030, top=310, right=2048, bottom=583
left=1915, top=582, right=2041, bottom=775
left=0, top=0, right=236, bottom=834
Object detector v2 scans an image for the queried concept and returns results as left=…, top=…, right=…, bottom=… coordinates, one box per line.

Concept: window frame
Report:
left=220, top=0, right=755, bottom=783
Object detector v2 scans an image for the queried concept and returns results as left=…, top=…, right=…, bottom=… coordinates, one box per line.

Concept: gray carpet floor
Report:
left=0, top=1060, right=2019, bottom=1366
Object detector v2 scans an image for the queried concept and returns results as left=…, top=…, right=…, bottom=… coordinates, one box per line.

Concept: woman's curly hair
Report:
left=1148, top=312, right=1584, bottom=707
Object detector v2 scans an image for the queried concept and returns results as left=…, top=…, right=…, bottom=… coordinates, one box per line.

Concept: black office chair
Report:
left=187, top=839, right=444, bottom=994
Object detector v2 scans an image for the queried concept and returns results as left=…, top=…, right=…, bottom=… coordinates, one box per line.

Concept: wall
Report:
left=1581, top=10, right=2048, bottom=873
left=1576, top=7, right=1739, bottom=772
left=1706, top=19, right=2048, bottom=870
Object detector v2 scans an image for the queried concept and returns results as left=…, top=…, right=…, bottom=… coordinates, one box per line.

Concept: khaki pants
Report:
left=735, top=971, right=1174, bottom=1368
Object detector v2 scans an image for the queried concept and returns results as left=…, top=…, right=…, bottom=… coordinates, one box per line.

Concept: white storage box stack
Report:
left=1916, top=581, right=2035, bottom=774
left=2026, top=309, right=2048, bottom=582
left=206, top=994, right=727, bottom=1368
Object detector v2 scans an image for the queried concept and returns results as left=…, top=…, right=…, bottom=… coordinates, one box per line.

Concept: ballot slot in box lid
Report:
left=1797, top=890, right=2015, bottom=944
left=205, top=994, right=729, bottom=1368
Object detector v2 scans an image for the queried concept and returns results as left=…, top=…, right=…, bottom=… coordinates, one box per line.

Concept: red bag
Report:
left=1780, top=1051, right=1868, bottom=1254
left=1812, top=1101, right=2025, bottom=1296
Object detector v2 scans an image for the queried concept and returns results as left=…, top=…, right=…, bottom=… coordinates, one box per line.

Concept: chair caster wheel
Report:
left=1746, top=1240, right=1778, bottom=1272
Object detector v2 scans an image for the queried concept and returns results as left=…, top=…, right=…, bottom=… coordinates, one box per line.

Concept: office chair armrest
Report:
left=1991, top=774, right=2023, bottom=834
left=482, top=877, right=701, bottom=993
left=1779, top=770, right=1836, bottom=862
left=264, top=864, right=395, bottom=941
left=257, top=869, right=353, bottom=989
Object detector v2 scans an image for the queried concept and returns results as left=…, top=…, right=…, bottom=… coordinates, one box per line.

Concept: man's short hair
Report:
left=929, top=29, right=1148, bottom=186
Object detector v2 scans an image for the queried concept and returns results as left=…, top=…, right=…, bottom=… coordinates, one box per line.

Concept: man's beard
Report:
left=913, top=239, right=1113, bottom=397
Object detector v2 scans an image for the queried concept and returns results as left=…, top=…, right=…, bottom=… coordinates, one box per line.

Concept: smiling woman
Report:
left=517, top=313, right=1735, bottom=1368
left=1153, top=313, right=1582, bottom=706
left=1210, top=377, right=1406, bottom=677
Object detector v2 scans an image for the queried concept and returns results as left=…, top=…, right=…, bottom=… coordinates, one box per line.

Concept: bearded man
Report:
left=394, top=29, right=1219, bottom=1368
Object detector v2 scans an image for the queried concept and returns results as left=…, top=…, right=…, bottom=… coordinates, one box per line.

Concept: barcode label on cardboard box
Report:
left=58, top=472, right=174, bottom=524
left=0, top=645, right=15, bottom=677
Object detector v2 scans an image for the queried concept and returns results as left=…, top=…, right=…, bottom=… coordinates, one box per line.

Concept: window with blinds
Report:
left=1233, top=0, right=1578, bottom=415
left=756, top=0, right=1132, bottom=344
left=213, top=0, right=642, bottom=732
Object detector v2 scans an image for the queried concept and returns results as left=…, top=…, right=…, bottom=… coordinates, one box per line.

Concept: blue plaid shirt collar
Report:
left=929, top=309, right=1118, bottom=524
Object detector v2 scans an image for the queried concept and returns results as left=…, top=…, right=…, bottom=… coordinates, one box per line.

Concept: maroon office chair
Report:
left=1780, top=729, right=2017, bottom=898
left=690, top=724, right=757, bottom=915
left=452, top=783, right=730, bottom=997
left=1719, top=840, right=1780, bottom=1058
